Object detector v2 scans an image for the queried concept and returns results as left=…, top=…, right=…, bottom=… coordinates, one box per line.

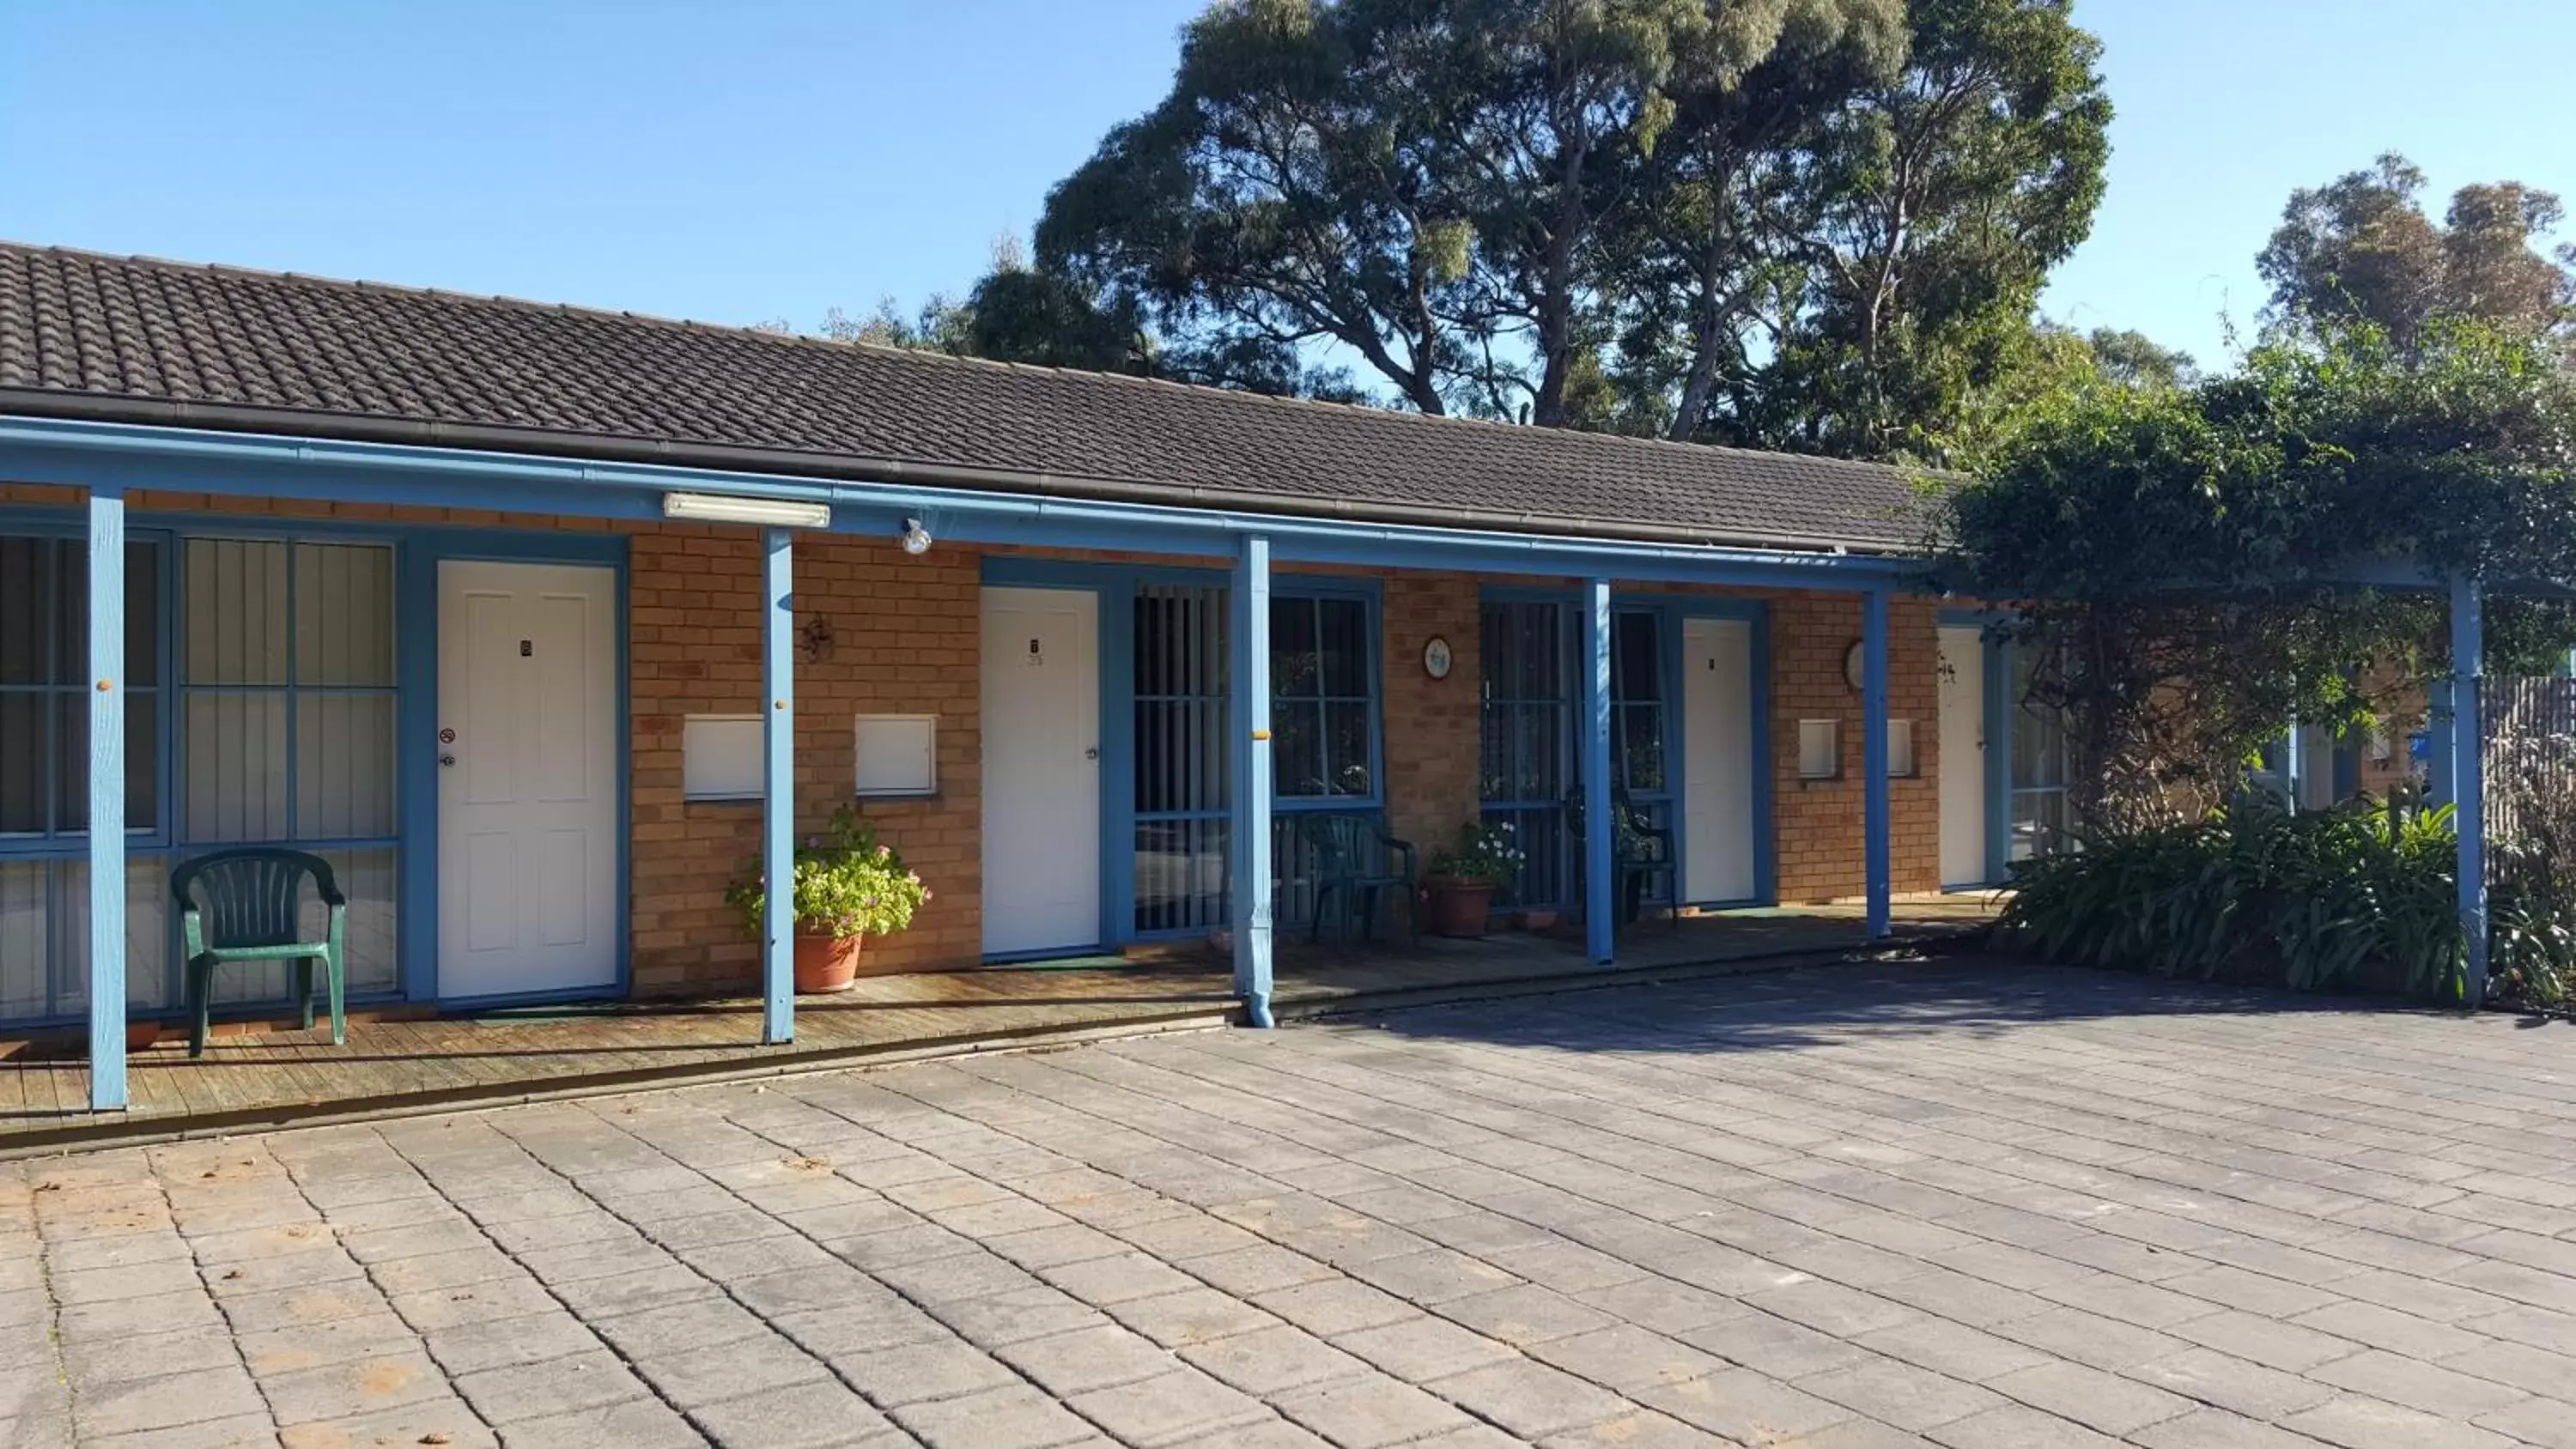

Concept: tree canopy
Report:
left=2259, top=151, right=2576, bottom=357
left=1012, top=0, right=2106, bottom=456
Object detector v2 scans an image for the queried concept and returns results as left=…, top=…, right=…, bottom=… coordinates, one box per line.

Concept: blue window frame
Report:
left=1132, top=580, right=1231, bottom=937
left=1270, top=594, right=1376, bottom=801
left=0, top=529, right=168, bottom=1023
left=178, top=537, right=404, bottom=1006
left=1479, top=597, right=1576, bottom=909
left=1609, top=606, right=1677, bottom=908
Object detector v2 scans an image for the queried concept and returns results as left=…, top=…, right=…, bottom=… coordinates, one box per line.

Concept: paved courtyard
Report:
left=5, top=961, right=2575, bottom=1449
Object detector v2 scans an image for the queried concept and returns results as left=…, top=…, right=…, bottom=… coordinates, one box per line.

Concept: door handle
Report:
left=1085, top=747, right=1100, bottom=761
left=439, top=754, right=458, bottom=768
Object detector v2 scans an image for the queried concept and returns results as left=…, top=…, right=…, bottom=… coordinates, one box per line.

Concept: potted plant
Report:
left=1422, top=820, right=1522, bottom=938
left=726, top=805, right=933, bottom=993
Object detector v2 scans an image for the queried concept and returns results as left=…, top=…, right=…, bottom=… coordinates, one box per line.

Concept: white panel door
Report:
left=981, top=587, right=1101, bottom=956
left=437, top=561, right=618, bottom=1000
left=1682, top=617, right=1757, bottom=904
left=1938, top=625, right=1988, bottom=888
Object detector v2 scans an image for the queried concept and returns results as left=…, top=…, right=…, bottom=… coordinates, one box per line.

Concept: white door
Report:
left=1938, top=625, right=1987, bottom=888
left=437, top=561, right=619, bottom=1000
left=981, top=586, right=1101, bottom=956
left=1681, top=617, right=1757, bottom=904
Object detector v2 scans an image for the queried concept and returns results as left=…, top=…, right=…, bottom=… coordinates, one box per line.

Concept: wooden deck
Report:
left=0, top=901, right=1991, bottom=1155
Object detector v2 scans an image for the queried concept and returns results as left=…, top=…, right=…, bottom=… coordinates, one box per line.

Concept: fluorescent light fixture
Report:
left=901, top=517, right=933, bottom=555
left=661, top=492, right=831, bottom=529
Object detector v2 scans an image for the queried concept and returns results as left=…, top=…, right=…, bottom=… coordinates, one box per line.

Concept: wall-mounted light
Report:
left=900, top=517, right=934, bottom=555
left=662, top=492, right=832, bottom=529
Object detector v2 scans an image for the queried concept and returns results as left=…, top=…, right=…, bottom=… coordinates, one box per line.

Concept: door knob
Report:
left=439, top=754, right=458, bottom=768
left=1085, top=746, right=1100, bottom=761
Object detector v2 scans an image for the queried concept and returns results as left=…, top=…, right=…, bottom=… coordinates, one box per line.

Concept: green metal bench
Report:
left=1295, top=813, right=1419, bottom=944
left=172, top=848, right=348, bottom=1058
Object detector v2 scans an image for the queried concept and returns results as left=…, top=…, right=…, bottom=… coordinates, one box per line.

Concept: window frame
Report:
left=178, top=536, right=402, bottom=852
left=0, top=526, right=171, bottom=852
left=1267, top=585, right=1384, bottom=809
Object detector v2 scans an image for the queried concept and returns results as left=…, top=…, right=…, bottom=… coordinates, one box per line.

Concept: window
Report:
left=181, top=539, right=401, bottom=1002
left=0, top=530, right=167, bottom=1023
left=0, top=534, right=161, bottom=839
left=2007, top=643, right=2071, bottom=860
left=854, top=714, right=937, bottom=797
left=1798, top=719, right=1842, bottom=780
left=1479, top=600, right=1573, bottom=907
left=1270, top=595, right=1373, bottom=799
left=1133, top=583, right=1230, bottom=935
left=1610, top=611, right=1666, bottom=795
left=682, top=715, right=762, bottom=800
left=1886, top=719, right=1917, bottom=778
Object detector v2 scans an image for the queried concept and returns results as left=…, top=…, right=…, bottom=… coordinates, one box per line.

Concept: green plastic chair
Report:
left=172, top=848, right=348, bottom=1058
left=1295, top=813, right=1419, bottom=944
left=1565, top=786, right=1676, bottom=928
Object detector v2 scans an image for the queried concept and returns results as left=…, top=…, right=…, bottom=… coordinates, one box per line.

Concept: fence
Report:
left=2481, top=676, right=2576, bottom=899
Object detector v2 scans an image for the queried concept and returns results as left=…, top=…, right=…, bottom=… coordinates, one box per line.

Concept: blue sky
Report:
left=4, top=1, right=2568, bottom=379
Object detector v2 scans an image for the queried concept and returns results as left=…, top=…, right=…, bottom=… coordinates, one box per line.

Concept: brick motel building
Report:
left=0, top=244, right=2050, bottom=1111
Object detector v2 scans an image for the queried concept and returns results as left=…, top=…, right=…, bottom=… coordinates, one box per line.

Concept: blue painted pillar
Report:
left=2428, top=678, right=2455, bottom=807
left=761, top=527, right=795, bottom=1045
left=1862, top=588, right=1892, bottom=939
left=1582, top=578, right=1615, bottom=965
left=1230, top=535, right=1276, bottom=1026
left=87, top=487, right=127, bottom=1112
left=2451, top=575, right=2487, bottom=1007
left=2281, top=718, right=2303, bottom=812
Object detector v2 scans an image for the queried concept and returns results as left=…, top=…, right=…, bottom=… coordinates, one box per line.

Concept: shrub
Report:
left=1996, top=796, right=2465, bottom=1003
left=726, top=805, right=933, bottom=942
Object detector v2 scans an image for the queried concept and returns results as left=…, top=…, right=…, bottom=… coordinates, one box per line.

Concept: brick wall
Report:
left=1378, top=572, right=1484, bottom=854
left=627, top=530, right=982, bottom=996
left=1765, top=593, right=1945, bottom=902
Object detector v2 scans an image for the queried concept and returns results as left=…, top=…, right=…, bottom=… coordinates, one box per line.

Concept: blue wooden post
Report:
left=2428, top=678, right=2455, bottom=807
left=1582, top=578, right=1615, bottom=965
left=2281, top=717, right=2303, bottom=812
left=1862, top=587, right=1892, bottom=939
left=87, top=487, right=128, bottom=1112
left=2452, top=574, right=2488, bottom=1007
left=1230, top=535, right=1276, bottom=1026
left=761, top=527, right=795, bottom=1045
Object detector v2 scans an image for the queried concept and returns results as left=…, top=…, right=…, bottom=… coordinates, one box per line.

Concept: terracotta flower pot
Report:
left=793, top=933, right=865, bottom=994
left=1424, top=879, right=1497, bottom=938
left=1518, top=909, right=1560, bottom=934
left=125, top=1021, right=161, bottom=1052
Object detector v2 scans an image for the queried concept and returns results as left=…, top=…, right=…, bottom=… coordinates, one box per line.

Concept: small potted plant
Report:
left=1422, top=819, right=1522, bottom=938
left=726, top=805, right=933, bottom=993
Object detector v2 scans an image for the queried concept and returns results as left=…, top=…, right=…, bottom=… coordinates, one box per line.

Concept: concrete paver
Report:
left=11, top=959, right=2575, bottom=1446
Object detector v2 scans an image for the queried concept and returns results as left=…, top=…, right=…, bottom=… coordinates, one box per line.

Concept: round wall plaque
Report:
left=1423, top=636, right=1455, bottom=680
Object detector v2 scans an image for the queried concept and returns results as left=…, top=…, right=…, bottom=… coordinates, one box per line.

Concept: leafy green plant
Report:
left=1427, top=820, right=1524, bottom=888
left=1996, top=795, right=2465, bottom=1003
left=726, top=805, right=932, bottom=942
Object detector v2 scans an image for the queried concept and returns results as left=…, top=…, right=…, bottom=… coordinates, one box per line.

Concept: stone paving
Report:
left=5, top=959, right=2576, bottom=1449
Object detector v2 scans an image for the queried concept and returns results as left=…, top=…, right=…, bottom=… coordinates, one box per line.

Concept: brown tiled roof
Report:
left=0, top=243, right=1928, bottom=551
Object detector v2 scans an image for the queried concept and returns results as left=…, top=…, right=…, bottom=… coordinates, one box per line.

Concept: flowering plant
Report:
left=1427, top=818, right=1524, bottom=887
left=726, top=804, right=932, bottom=942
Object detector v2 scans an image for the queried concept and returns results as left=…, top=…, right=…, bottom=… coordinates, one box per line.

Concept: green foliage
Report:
left=1996, top=797, right=2465, bottom=1002
left=1935, top=317, right=2576, bottom=820
left=2259, top=152, right=2576, bottom=357
left=726, top=806, right=933, bottom=943
left=1019, top=0, right=2102, bottom=456
left=1427, top=818, right=1525, bottom=887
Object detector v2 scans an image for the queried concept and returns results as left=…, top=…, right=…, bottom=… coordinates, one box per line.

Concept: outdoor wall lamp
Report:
left=900, top=517, right=934, bottom=555
left=661, top=491, right=832, bottom=529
